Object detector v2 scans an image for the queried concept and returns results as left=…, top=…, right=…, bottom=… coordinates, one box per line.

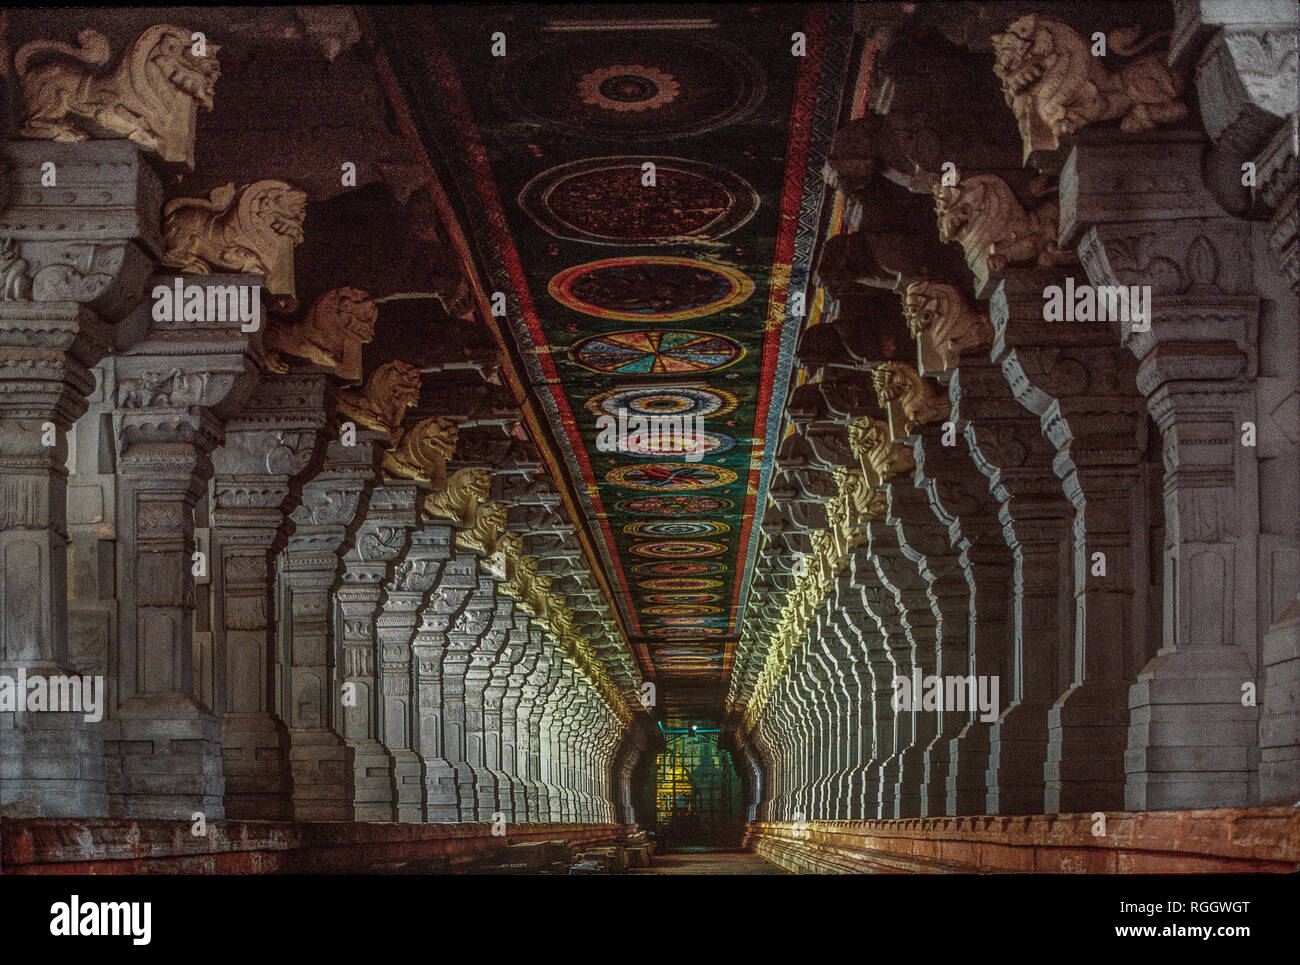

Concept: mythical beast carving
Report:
left=902, top=281, right=993, bottom=374
left=161, top=180, right=307, bottom=311
left=382, top=416, right=458, bottom=489
left=992, top=15, right=1187, bottom=160
left=336, top=360, right=421, bottom=438
left=934, top=174, right=1069, bottom=288
left=425, top=468, right=491, bottom=527
left=264, top=287, right=377, bottom=382
left=16, top=24, right=220, bottom=168
left=872, top=361, right=952, bottom=437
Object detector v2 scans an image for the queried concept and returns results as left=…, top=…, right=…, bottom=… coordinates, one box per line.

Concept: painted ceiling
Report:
left=378, top=4, right=851, bottom=719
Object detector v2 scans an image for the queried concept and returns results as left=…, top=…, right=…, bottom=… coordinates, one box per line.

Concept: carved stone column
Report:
left=421, top=551, right=478, bottom=821
left=463, top=589, right=511, bottom=820
left=0, top=141, right=160, bottom=817
left=106, top=274, right=262, bottom=818
left=340, top=479, right=419, bottom=821
left=1170, top=0, right=1299, bottom=291
left=991, top=266, right=1149, bottom=813
left=278, top=436, right=379, bottom=820
left=949, top=356, right=1068, bottom=816
left=492, top=609, right=533, bottom=820
left=1066, top=130, right=1286, bottom=808
left=389, top=525, right=453, bottom=822
left=210, top=367, right=333, bottom=819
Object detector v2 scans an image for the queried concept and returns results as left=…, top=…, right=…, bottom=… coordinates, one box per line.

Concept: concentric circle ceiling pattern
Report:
left=428, top=6, right=847, bottom=717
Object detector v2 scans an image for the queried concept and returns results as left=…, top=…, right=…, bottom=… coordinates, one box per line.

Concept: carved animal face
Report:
left=252, top=186, right=308, bottom=243
left=902, top=283, right=945, bottom=336
left=407, top=416, right=458, bottom=462
left=498, top=531, right=523, bottom=560
left=464, top=469, right=492, bottom=502
left=930, top=180, right=977, bottom=245
left=329, top=287, right=378, bottom=340
left=368, top=361, right=421, bottom=421
left=991, top=15, right=1051, bottom=93
left=871, top=363, right=913, bottom=404
left=149, top=26, right=222, bottom=110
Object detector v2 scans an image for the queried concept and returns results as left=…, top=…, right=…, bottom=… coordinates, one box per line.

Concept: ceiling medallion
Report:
left=623, top=519, right=730, bottom=538
left=630, top=540, right=728, bottom=559
left=587, top=384, right=740, bottom=420
left=643, top=593, right=721, bottom=604
left=622, top=428, right=735, bottom=459
left=637, top=578, right=724, bottom=590
left=554, top=259, right=753, bottom=323
left=614, top=494, right=733, bottom=515
left=605, top=462, right=736, bottom=491
left=520, top=157, right=759, bottom=246
left=632, top=560, right=728, bottom=575
left=642, top=605, right=723, bottom=616
left=579, top=65, right=680, bottom=112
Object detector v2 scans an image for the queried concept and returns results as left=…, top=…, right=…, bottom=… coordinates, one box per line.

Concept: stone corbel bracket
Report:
left=0, top=142, right=162, bottom=327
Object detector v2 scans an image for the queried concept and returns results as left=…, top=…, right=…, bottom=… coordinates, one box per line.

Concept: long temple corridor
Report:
left=0, top=3, right=1298, bottom=927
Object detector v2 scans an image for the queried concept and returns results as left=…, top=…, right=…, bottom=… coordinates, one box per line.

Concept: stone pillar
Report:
left=1064, top=130, right=1288, bottom=808
left=340, top=479, right=419, bottom=821
left=502, top=621, right=543, bottom=820
left=463, top=589, right=511, bottom=819
left=992, top=267, right=1147, bottom=812
left=210, top=367, right=332, bottom=820
left=0, top=141, right=159, bottom=817
left=105, top=273, right=262, bottom=819
left=827, top=570, right=872, bottom=819
left=496, top=608, right=538, bottom=821
left=1170, top=0, right=1299, bottom=291
left=950, top=356, right=1068, bottom=815
left=422, top=551, right=478, bottom=821
left=278, top=436, right=380, bottom=820
left=391, top=524, right=453, bottom=821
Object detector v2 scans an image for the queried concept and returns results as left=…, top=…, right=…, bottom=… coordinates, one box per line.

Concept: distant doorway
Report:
left=650, top=726, right=743, bottom=850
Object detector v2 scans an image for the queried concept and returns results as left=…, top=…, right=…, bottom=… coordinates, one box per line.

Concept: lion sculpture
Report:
left=382, top=416, right=458, bottom=488
left=902, top=281, right=993, bottom=374
left=336, top=360, right=421, bottom=437
left=264, top=287, right=377, bottom=382
left=16, top=24, right=220, bottom=168
left=992, top=15, right=1187, bottom=158
left=933, top=174, right=1067, bottom=287
left=161, top=180, right=307, bottom=311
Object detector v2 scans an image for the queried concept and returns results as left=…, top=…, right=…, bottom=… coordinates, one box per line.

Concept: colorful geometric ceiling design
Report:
left=383, top=5, right=850, bottom=717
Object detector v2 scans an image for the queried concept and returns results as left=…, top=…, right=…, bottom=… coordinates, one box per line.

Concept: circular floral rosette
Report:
left=622, top=428, right=735, bottom=460
left=637, top=578, right=723, bottom=590
left=655, top=616, right=729, bottom=627
left=615, top=494, right=733, bottom=515
left=586, top=384, right=741, bottom=421
left=642, top=604, right=722, bottom=616
left=624, top=519, right=730, bottom=538
left=605, top=463, right=736, bottom=491
left=572, top=328, right=744, bottom=373
left=630, top=540, right=727, bottom=559
left=643, top=593, right=721, bottom=605
left=520, top=158, right=759, bottom=246
left=653, top=646, right=721, bottom=657
left=649, top=626, right=725, bottom=636
left=631, top=560, right=728, bottom=575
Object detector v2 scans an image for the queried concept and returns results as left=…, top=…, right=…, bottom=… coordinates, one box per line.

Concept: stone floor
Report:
left=631, top=848, right=789, bottom=875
